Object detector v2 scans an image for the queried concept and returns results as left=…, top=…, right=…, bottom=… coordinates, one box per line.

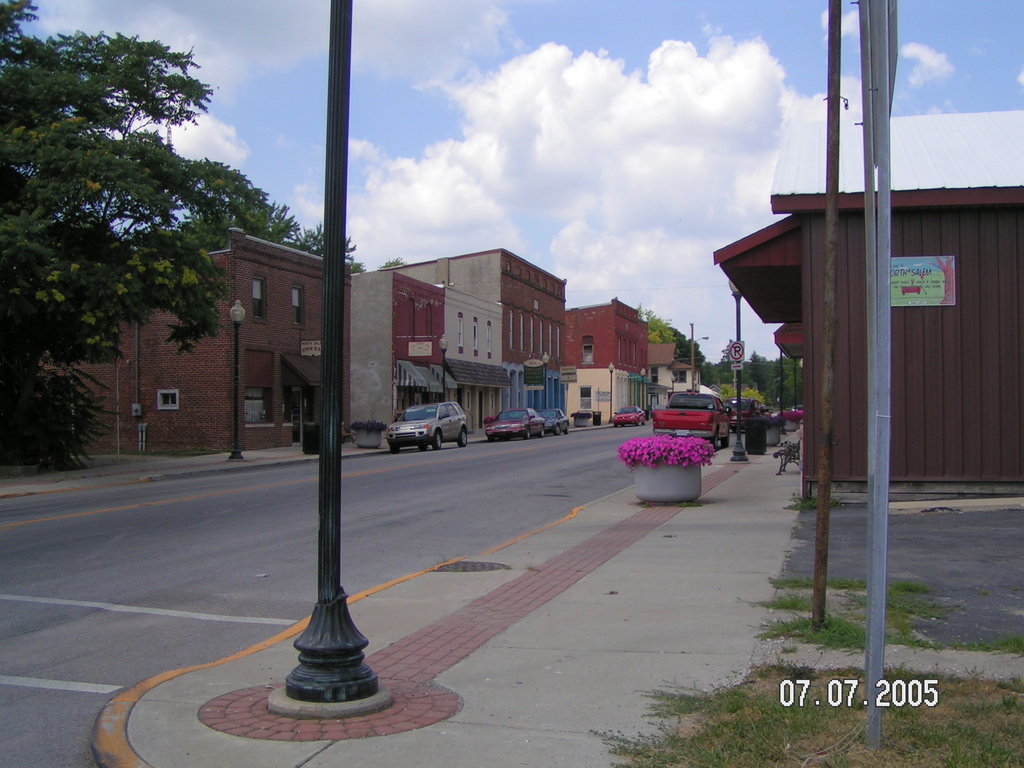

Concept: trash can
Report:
left=743, top=418, right=767, bottom=455
left=302, top=423, right=320, bottom=454
left=592, top=410, right=602, bottom=426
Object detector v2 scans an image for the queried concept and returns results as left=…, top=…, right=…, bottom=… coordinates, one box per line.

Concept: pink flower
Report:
left=616, top=435, right=715, bottom=470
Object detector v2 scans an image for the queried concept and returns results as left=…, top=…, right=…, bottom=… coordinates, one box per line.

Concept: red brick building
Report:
left=564, top=299, right=648, bottom=422
left=84, top=229, right=331, bottom=453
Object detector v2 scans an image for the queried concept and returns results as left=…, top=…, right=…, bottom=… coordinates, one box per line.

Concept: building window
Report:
left=156, top=389, right=179, bottom=410
left=580, top=385, right=592, bottom=410
left=519, top=312, right=524, bottom=351
left=486, top=321, right=493, bottom=359
left=582, top=336, right=594, bottom=365
left=472, top=317, right=479, bottom=356
left=245, top=386, right=271, bottom=423
left=252, top=278, right=266, bottom=319
left=291, top=286, right=304, bottom=324
left=508, top=310, right=513, bottom=349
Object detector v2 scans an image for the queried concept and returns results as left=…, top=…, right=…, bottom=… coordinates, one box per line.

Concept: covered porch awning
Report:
left=396, top=360, right=442, bottom=393
left=774, top=323, right=804, bottom=360
left=444, top=358, right=511, bottom=388
left=713, top=215, right=803, bottom=326
left=281, top=353, right=321, bottom=387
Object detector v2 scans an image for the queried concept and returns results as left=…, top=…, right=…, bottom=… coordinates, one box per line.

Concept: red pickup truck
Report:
left=652, top=392, right=730, bottom=449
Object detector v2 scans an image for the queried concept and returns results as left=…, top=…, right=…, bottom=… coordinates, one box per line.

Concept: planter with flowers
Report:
left=765, top=414, right=786, bottom=446
left=571, top=411, right=593, bottom=428
left=617, top=435, right=715, bottom=503
left=350, top=419, right=387, bottom=449
left=782, top=409, right=804, bottom=432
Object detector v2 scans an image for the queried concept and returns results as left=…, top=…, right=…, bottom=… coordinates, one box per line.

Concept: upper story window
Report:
left=252, top=278, right=266, bottom=319
left=486, top=320, right=493, bottom=359
left=458, top=313, right=465, bottom=353
left=472, top=317, right=479, bottom=356
left=291, top=286, right=304, bottom=324
left=582, top=335, right=594, bottom=365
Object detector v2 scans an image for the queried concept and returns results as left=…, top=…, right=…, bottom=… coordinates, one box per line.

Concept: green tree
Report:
left=380, top=257, right=406, bottom=268
left=290, top=224, right=363, bottom=273
left=0, top=2, right=264, bottom=467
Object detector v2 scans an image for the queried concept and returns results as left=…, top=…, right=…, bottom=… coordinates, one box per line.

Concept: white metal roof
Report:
left=771, top=110, right=1024, bottom=196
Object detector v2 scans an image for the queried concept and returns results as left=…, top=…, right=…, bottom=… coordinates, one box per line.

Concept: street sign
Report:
left=731, top=362, right=743, bottom=371
left=728, top=341, right=745, bottom=362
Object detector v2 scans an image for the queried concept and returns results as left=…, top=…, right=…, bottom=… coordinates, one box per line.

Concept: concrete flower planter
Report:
left=632, top=463, right=702, bottom=504
left=766, top=425, right=782, bottom=446
left=353, top=429, right=383, bottom=449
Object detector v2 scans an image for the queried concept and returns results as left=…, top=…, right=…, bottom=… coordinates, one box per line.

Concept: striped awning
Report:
left=396, top=360, right=442, bottom=393
left=430, top=364, right=457, bottom=390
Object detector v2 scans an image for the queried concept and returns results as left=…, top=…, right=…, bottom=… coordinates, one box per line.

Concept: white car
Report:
left=385, top=402, right=469, bottom=453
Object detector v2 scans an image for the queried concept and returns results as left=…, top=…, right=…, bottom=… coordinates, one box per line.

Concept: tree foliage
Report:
left=0, top=2, right=267, bottom=467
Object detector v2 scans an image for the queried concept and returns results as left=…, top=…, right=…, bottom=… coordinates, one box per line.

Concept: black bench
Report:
left=773, top=440, right=800, bottom=475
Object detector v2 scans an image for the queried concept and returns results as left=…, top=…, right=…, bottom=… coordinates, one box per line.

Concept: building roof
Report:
left=772, top=111, right=1024, bottom=198
left=445, top=358, right=511, bottom=388
left=648, top=343, right=677, bottom=365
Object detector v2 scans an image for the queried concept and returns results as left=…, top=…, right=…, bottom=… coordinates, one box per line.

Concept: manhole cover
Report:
left=435, top=561, right=510, bottom=573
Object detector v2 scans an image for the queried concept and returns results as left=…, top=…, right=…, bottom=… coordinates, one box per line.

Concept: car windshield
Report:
left=671, top=396, right=712, bottom=409
left=400, top=405, right=438, bottom=421
left=616, top=407, right=637, bottom=414
left=497, top=410, right=528, bottom=420
left=537, top=409, right=559, bottom=418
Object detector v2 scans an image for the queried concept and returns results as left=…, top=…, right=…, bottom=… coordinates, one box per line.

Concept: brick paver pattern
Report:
left=199, top=465, right=740, bottom=741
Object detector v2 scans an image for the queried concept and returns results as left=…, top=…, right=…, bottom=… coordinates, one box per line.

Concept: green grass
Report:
left=603, top=666, right=1024, bottom=768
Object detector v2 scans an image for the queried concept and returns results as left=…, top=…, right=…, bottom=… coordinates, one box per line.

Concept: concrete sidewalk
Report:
left=87, top=451, right=803, bottom=768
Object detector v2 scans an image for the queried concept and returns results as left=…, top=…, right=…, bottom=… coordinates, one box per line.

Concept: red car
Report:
left=612, top=406, right=646, bottom=427
left=485, top=408, right=546, bottom=440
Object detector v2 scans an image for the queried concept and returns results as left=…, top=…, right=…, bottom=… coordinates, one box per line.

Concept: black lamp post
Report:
left=228, top=300, right=245, bottom=461
left=729, top=282, right=748, bottom=462
left=277, top=0, right=386, bottom=714
left=439, top=336, right=448, bottom=400
left=608, top=362, right=615, bottom=422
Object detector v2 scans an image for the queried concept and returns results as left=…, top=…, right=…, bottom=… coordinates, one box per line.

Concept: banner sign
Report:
left=891, top=256, right=956, bottom=307
left=523, top=358, right=545, bottom=390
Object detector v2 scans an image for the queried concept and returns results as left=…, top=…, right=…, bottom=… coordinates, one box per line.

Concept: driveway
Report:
left=781, top=504, right=1024, bottom=645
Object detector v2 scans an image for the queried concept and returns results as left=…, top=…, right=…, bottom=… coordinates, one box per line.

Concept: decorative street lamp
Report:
left=729, top=282, right=748, bottom=462
left=608, top=362, right=615, bottom=422
left=439, top=336, right=449, bottom=399
left=228, top=300, right=245, bottom=461
left=541, top=353, right=550, bottom=408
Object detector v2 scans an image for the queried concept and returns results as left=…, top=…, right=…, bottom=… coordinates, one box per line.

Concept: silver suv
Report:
left=385, top=401, right=469, bottom=453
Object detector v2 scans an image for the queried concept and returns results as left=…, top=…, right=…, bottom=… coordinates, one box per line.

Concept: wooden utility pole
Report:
left=812, top=0, right=842, bottom=631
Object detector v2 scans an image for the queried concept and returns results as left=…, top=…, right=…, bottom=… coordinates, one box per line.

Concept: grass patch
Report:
left=604, top=665, right=1024, bottom=768
left=763, top=579, right=951, bottom=650
left=959, top=636, right=1024, bottom=655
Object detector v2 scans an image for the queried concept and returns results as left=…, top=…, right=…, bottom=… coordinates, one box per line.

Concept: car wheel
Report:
left=562, top=425, right=569, bottom=434
left=537, top=425, right=544, bottom=437
left=457, top=428, right=468, bottom=447
left=522, top=427, right=530, bottom=440
left=487, top=435, right=495, bottom=442
left=718, top=430, right=729, bottom=450
left=417, top=443, right=429, bottom=451
left=389, top=443, right=400, bottom=454
left=430, top=430, right=443, bottom=450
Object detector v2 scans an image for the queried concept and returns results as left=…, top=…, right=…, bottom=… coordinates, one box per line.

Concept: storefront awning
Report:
left=430, top=363, right=458, bottom=390
left=444, top=358, right=511, bottom=388
left=396, top=360, right=442, bottom=393
left=281, top=353, right=321, bottom=387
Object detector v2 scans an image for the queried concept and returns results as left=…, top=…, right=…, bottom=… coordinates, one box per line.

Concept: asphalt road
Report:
left=0, top=426, right=643, bottom=768
left=781, top=504, right=1024, bottom=645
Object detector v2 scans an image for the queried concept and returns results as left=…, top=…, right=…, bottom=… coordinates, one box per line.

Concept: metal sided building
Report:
left=716, top=111, right=1024, bottom=498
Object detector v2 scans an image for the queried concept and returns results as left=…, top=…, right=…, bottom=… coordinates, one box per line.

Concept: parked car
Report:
left=385, top=401, right=468, bottom=453
left=612, top=405, right=646, bottom=427
left=653, top=392, right=730, bottom=449
left=484, top=408, right=546, bottom=440
left=536, top=408, right=570, bottom=435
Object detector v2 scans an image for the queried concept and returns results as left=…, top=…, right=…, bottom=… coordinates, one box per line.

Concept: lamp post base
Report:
left=285, top=597, right=380, bottom=704
left=227, top=449, right=244, bottom=461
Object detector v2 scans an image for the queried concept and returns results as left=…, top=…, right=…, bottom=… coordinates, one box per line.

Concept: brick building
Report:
left=84, top=229, right=330, bottom=453
left=389, top=249, right=566, bottom=412
left=564, top=299, right=648, bottom=422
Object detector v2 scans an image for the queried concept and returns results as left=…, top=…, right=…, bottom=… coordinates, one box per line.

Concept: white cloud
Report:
left=901, top=42, right=954, bottom=88
left=171, top=114, right=249, bottom=167
left=349, top=30, right=803, bottom=353
left=34, top=0, right=328, bottom=97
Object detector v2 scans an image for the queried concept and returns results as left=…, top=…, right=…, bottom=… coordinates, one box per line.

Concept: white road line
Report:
left=0, top=594, right=295, bottom=625
left=0, top=675, right=122, bottom=694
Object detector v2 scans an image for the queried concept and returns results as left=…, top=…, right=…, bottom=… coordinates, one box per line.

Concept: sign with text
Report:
left=560, top=365, right=577, bottom=382
left=300, top=340, right=321, bottom=357
left=891, top=256, right=956, bottom=306
left=523, top=358, right=545, bottom=390
left=408, top=341, right=432, bottom=357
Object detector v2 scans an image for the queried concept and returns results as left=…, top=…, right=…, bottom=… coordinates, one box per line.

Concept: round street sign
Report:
left=728, top=341, right=745, bottom=362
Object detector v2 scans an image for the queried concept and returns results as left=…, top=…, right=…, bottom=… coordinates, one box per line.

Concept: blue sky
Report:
left=31, top=1, right=1024, bottom=361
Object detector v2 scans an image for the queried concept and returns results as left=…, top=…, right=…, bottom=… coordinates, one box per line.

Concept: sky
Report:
left=29, top=1, right=1024, bottom=363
